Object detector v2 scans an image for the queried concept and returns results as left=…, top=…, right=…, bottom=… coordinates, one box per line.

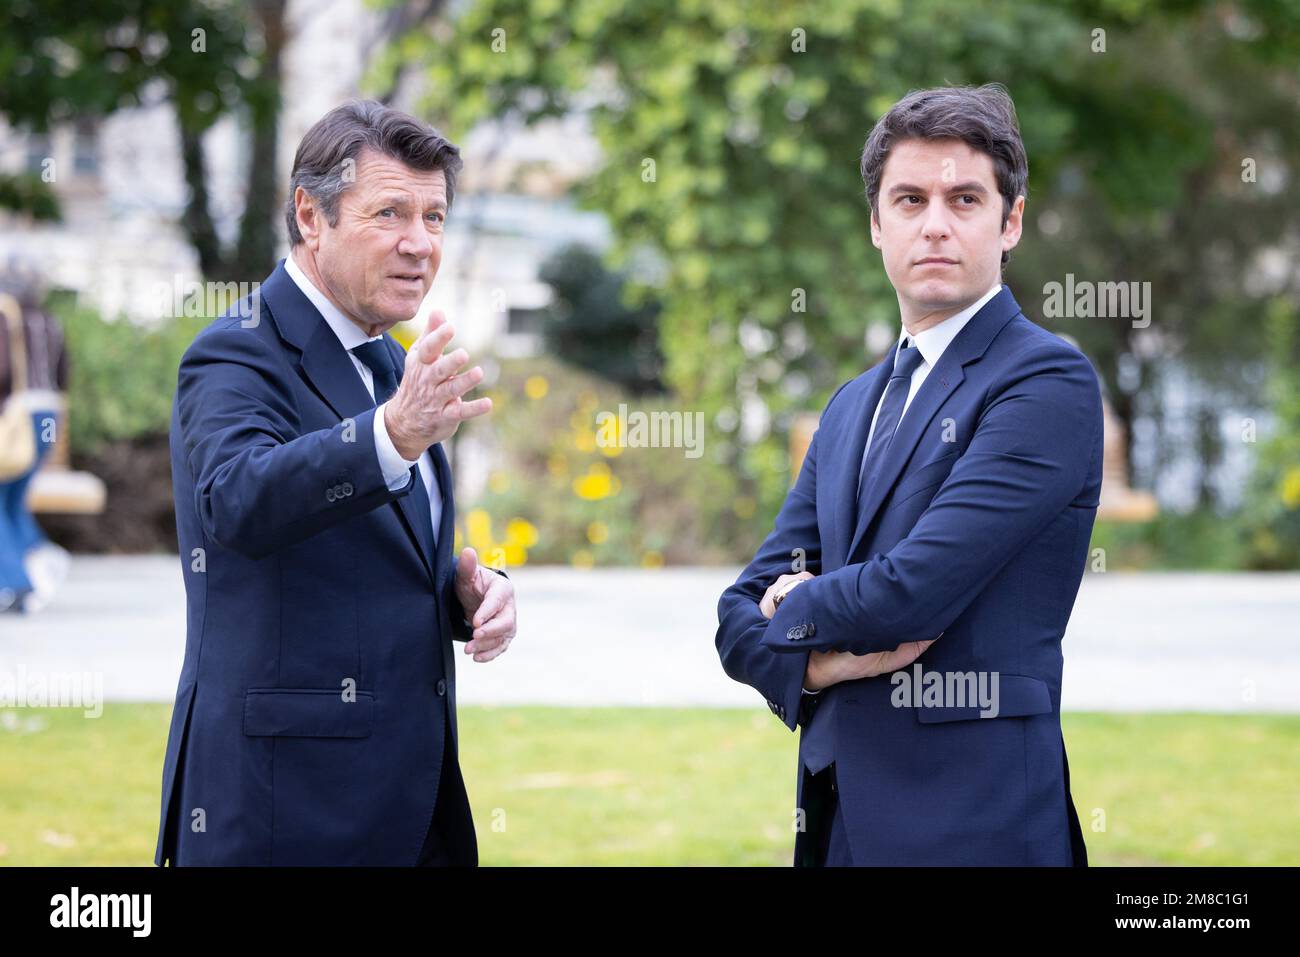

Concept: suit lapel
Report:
left=844, top=285, right=1022, bottom=562
left=829, top=359, right=891, bottom=567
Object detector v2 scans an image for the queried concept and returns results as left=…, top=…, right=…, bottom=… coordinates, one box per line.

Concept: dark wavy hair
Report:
left=860, top=84, right=1028, bottom=264
left=284, top=100, right=463, bottom=246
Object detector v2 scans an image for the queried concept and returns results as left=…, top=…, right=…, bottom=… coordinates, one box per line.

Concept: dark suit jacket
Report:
left=155, top=261, right=475, bottom=865
left=717, top=285, right=1098, bottom=865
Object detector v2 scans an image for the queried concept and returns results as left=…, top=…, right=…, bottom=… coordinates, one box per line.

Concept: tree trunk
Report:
left=234, top=0, right=288, bottom=281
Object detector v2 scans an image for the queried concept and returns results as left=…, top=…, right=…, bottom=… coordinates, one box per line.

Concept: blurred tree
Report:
left=406, top=0, right=1300, bottom=551
left=0, top=0, right=283, bottom=281
left=538, top=243, right=664, bottom=394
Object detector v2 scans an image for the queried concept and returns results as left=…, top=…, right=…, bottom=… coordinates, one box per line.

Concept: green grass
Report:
left=0, top=705, right=1295, bottom=865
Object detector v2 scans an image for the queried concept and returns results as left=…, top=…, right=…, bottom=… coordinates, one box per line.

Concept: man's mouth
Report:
left=915, top=257, right=958, bottom=266
left=389, top=273, right=424, bottom=285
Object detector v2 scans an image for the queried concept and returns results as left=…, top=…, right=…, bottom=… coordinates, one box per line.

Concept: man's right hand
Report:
left=385, top=310, right=493, bottom=459
left=803, top=635, right=940, bottom=691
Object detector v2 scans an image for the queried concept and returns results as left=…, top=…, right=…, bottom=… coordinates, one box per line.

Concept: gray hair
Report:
left=859, top=84, right=1028, bottom=265
left=285, top=100, right=464, bottom=246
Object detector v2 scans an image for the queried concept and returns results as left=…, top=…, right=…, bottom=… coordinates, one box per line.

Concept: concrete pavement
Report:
left=2, top=556, right=1297, bottom=712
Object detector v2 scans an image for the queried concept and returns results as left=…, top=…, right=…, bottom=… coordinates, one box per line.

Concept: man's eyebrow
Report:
left=886, top=181, right=990, bottom=196
left=370, top=193, right=448, bottom=211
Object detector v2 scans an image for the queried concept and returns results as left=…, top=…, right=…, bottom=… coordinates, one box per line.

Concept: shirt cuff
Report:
left=373, top=401, right=418, bottom=490
left=802, top=687, right=820, bottom=695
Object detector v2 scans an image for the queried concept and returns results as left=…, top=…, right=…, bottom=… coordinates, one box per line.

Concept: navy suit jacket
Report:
left=155, top=261, right=475, bottom=865
left=716, top=285, right=1099, bottom=865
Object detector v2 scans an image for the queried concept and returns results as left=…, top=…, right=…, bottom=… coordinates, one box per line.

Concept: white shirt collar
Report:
left=897, top=281, right=1003, bottom=369
left=283, top=253, right=380, bottom=352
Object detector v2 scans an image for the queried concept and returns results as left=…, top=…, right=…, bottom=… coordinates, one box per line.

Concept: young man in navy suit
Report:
left=157, top=101, right=516, bottom=865
left=717, top=84, right=1097, bottom=866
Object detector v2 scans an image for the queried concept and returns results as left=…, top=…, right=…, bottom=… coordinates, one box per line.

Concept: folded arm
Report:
left=716, top=385, right=851, bottom=730
left=764, top=347, right=1101, bottom=656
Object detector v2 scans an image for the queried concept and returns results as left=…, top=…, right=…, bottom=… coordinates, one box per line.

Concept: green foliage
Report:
left=0, top=0, right=253, bottom=132
left=1239, top=298, right=1300, bottom=569
left=0, top=173, right=60, bottom=221
left=1088, top=510, right=1250, bottom=571
left=48, top=293, right=206, bottom=457
left=538, top=243, right=665, bottom=394
left=413, top=0, right=1300, bottom=558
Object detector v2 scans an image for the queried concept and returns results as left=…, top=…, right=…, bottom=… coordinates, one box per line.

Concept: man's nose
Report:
left=921, top=198, right=953, bottom=242
left=396, top=218, right=434, bottom=259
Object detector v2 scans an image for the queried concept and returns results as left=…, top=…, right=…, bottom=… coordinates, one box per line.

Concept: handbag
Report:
left=0, top=291, right=37, bottom=481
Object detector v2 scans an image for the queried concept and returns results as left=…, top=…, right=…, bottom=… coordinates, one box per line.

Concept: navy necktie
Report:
left=857, top=340, right=926, bottom=506
left=351, top=339, right=436, bottom=551
left=351, top=339, right=399, bottom=404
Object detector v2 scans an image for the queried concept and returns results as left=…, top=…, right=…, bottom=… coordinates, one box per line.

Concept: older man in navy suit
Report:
left=156, top=101, right=516, bottom=866
left=717, top=85, right=1096, bottom=866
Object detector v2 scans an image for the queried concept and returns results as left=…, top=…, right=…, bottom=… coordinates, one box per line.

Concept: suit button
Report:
left=786, top=624, right=807, bottom=641
left=806, top=622, right=816, bottom=637
left=326, top=487, right=337, bottom=502
left=342, top=482, right=353, bottom=496
left=436, top=678, right=447, bottom=696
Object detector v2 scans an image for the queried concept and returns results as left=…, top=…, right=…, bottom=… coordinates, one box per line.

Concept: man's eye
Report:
left=426, top=211, right=444, bottom=224
left=956, top=195, right=977, bottom=205
left=901, top=195, right=922, bottom=205
left=378, top=208, right=397, bottom=218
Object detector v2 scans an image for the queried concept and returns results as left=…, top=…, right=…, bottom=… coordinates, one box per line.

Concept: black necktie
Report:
left=857, top=340, right=926, bottom=507
left=351, top=339, right=436, bottom=550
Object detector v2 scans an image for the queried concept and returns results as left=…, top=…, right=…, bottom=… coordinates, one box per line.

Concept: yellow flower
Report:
left=506, top=518, right=539, bottom=548
left=573, top=430, right=596, bottom=453
left=1281, top=467, right=1300, bottom=509
left=640, top=550, right=665, bottom=569
left=571, top=549, right=595, bottom=569
left=390, top=321, right=419, bottom=350
left=467, top=509, right=493, bottom=551
left=524, top=375, right=549, bottom=400
left=547, top=454, right=569, bottom=478
left=586, top=521, right=609, bottom=544
left=573, top=462, right=619, bottom=500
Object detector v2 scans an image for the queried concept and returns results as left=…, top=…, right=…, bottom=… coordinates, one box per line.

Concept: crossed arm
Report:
left=718, top=346, right=1101, bottom=727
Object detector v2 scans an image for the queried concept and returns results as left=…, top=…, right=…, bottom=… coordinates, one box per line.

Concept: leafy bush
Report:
left=48, top=292, right=207, bottom=457
left=459, top=355, right=731, bottom=567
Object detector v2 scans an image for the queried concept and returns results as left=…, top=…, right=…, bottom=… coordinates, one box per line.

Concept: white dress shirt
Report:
left=803, top=281, right=1002, bottom=695
left=860, top=281, right=1003, bottom=463
left=284, top=255, right=442, bottom=543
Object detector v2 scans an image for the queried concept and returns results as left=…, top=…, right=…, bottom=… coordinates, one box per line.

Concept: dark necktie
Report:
left=351, top=339, right=436, bottom=550
left=857, top=339, right=926, bottom=507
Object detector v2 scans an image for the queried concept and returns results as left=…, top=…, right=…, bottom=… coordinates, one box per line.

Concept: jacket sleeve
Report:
left=177, top=322, right=416, bottom=560
left=763, top=346, right=1102, bottom=656
left=716, top=382, right=850, bottom=731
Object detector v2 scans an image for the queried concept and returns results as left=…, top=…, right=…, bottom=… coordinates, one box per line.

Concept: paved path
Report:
left=2, top=557, right=1297, bottom=712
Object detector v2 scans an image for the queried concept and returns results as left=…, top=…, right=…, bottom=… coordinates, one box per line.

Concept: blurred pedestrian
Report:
left=0, top=276, right=69, bottom=613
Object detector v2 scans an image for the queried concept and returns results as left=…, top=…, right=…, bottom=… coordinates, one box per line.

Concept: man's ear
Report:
left=295, top=186, right=323, bottom=251
left=869, top=206, right=882, bottom=250
left=1001, top=194, right=1025, bottom=257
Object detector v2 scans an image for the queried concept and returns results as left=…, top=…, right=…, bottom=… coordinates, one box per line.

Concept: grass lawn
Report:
left=0, top=705, right=1295, bottom=866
